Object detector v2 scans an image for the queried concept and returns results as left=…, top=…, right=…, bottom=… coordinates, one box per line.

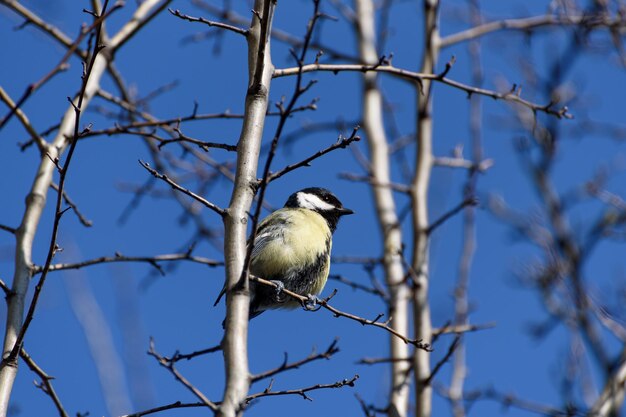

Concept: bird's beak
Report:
left=338, top=207, right=354, bottom=216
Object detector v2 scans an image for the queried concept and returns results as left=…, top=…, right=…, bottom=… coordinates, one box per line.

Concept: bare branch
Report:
left=422, top=336, right=461, bottom=387
left=169, top=8, right=248, bottom=36
left=252, top=276, right=432, bottom=351
left=138, top=160, right=226, bottom=216
left=19, top=349, right=69, bottom=417
left=267, top=126, right=361, bottom=182
left=251, top=339, right=340, bottom=383
left=328, top=274, right=386, bottom=297
left=441, top=13, right=626, bottom=48
left=167, top=344, right=222, bottom=363
left=110, top=0, right=173, bottom=50
left=433, top=156, right=493, bottom=171
left=245, top=374, right=359, bottom=403
left=427, top=197, right=479, bottom=235
left=338, top=172, right=411, bottom=193
left=0, top=87, right=46, bottom=153
left=148, top=339, right=218, bottom=410
left=273, top=63, right=573, bottom=119
left=431, top=322, right=496, bottom=337
left=33, top=252, right=223, bottom=274
left=437, top=386, right=586, bottom=416
left=50, top=182, right=93, bottom=227
left=157, top=126, right=237, bottom=152
left=357, top=356, right=411, bottom=366
left=0, top=224, right=16, bottom=235
left=0, top=0, right=86, bottom=58
left=121, top=401, right=205, bottom=417
left=190, top=0, right=357, bottom=61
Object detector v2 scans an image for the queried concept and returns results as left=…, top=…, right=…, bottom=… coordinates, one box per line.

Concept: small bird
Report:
left=216, top=187, right=353, bottom=321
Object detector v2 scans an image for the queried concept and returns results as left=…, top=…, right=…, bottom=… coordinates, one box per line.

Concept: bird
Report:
left=215, top=187, right=353, bottom=321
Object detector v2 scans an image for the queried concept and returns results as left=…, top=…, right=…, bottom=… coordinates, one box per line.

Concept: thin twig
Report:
left=433, top=156, right=493, bottom=171
left=357, top=356, right=411, bottom=365
left=422, top=336, right=461, bottom=387
left=0, top=224, right=17, bottom=235
left=148, top=339, right=218, bottom=410
left=33, top=252, right=223, bottom=274
left=251, top=339, right=340, bottom=383
left=328, top=274, right=386, bottom=297
left=20, top=349, right=69, bottom=417
left=157, top=126, right=237, bottom=151
left=138, top=160, right=225, bottom=216
left=191, top=0, right=357, bottom=61
left=338, top=172, right=411, bottom=193
left=50, top=182, right=93, bottom=227
left=440, top=13, right=626, bottom=47
left=273, top=63, right=573, bottom=119
left=431, top=322, right=496, bottom=337
left=245, top=375, right=359, bottom=403
left=0, top=0, right=85, bottom=55
left=121, top=401, right=205, bottom=417
left=252, top=276, right=432, bottom=351
left=267, top=126, right=361, bottom=182
left=0, top=87, right=47, bottom=153
left=169, top=8, right=248, bottom=36
left=167, top=344, right=222, bottom=363
left=427, top=197, right=478, bottom=235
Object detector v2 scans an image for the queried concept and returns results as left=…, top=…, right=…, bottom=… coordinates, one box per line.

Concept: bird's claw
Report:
left=270, top=280, right=286, bottom=303
left=303, top=294, right=321, bottom=312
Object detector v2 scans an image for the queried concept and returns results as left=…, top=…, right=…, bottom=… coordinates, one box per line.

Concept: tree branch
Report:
left=169, top=8, right=248, bottom=36
left=252, top=276, right=432, bottom=351
left=139, top=160, right=226, bottom=217
left=245, top=375, right=359, bottom=403
left=19, top=349, right=69, bottom=417
left=251, top=339, right=340, bottom=383
left=33, top=252, right=223, bottom=274
left=148, top=339, right=218, bottom=410
left=273, top=63, right=573, bottom=119
left=440, top=13, right=626, bottom=47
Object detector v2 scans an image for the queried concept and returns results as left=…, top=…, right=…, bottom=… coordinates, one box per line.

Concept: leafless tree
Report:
left=1, top=1, right=626, bottom=417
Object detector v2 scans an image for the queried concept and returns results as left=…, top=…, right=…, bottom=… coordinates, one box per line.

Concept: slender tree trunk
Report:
left=0, top=3, right=165, bottom=415
left=354, top=1, right=410, bottom=416
left=218, top=1, right=275, bottom=416
left=0, top=52, right=110, bottom=417
left=412, top=1, right=439, bottom=416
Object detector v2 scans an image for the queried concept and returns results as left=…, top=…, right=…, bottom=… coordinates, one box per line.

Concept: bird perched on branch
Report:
left=216, top=187, right=353, bottom=322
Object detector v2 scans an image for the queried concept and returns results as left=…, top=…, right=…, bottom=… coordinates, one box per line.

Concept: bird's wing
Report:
left=250, top=210, right=290, bottom=260
left=250, top=230, right=276, bottom=260
left=213, top=214, right=287, bottom=306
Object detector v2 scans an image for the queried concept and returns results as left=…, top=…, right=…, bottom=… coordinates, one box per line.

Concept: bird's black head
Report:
left=285, top=187, right=354, bottom=233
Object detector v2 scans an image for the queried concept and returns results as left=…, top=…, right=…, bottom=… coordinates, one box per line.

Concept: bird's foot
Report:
left=270, top=280, right=286, bottom=303
left=303, top=294, right=321, bottom=312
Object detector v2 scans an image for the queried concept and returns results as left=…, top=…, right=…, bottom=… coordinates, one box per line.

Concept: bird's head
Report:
left=284, top=187, right=353, bottom=232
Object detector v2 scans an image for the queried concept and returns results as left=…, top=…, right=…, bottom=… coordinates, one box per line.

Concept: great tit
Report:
left=217, top=187, right=353, bottom=321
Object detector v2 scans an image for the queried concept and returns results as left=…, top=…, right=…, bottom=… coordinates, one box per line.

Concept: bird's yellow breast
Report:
left=250, top=208, right=331, bottom=285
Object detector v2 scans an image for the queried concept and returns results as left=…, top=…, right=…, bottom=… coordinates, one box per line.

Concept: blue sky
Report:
left=1, top=1, right=626, bottom=416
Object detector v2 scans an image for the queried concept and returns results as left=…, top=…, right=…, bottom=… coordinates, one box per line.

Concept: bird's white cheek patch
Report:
left=297, top=192, right=335, bottom=211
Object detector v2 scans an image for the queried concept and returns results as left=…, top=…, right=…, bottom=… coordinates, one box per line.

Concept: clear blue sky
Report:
left=1, top=1, right=625, bottom=416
